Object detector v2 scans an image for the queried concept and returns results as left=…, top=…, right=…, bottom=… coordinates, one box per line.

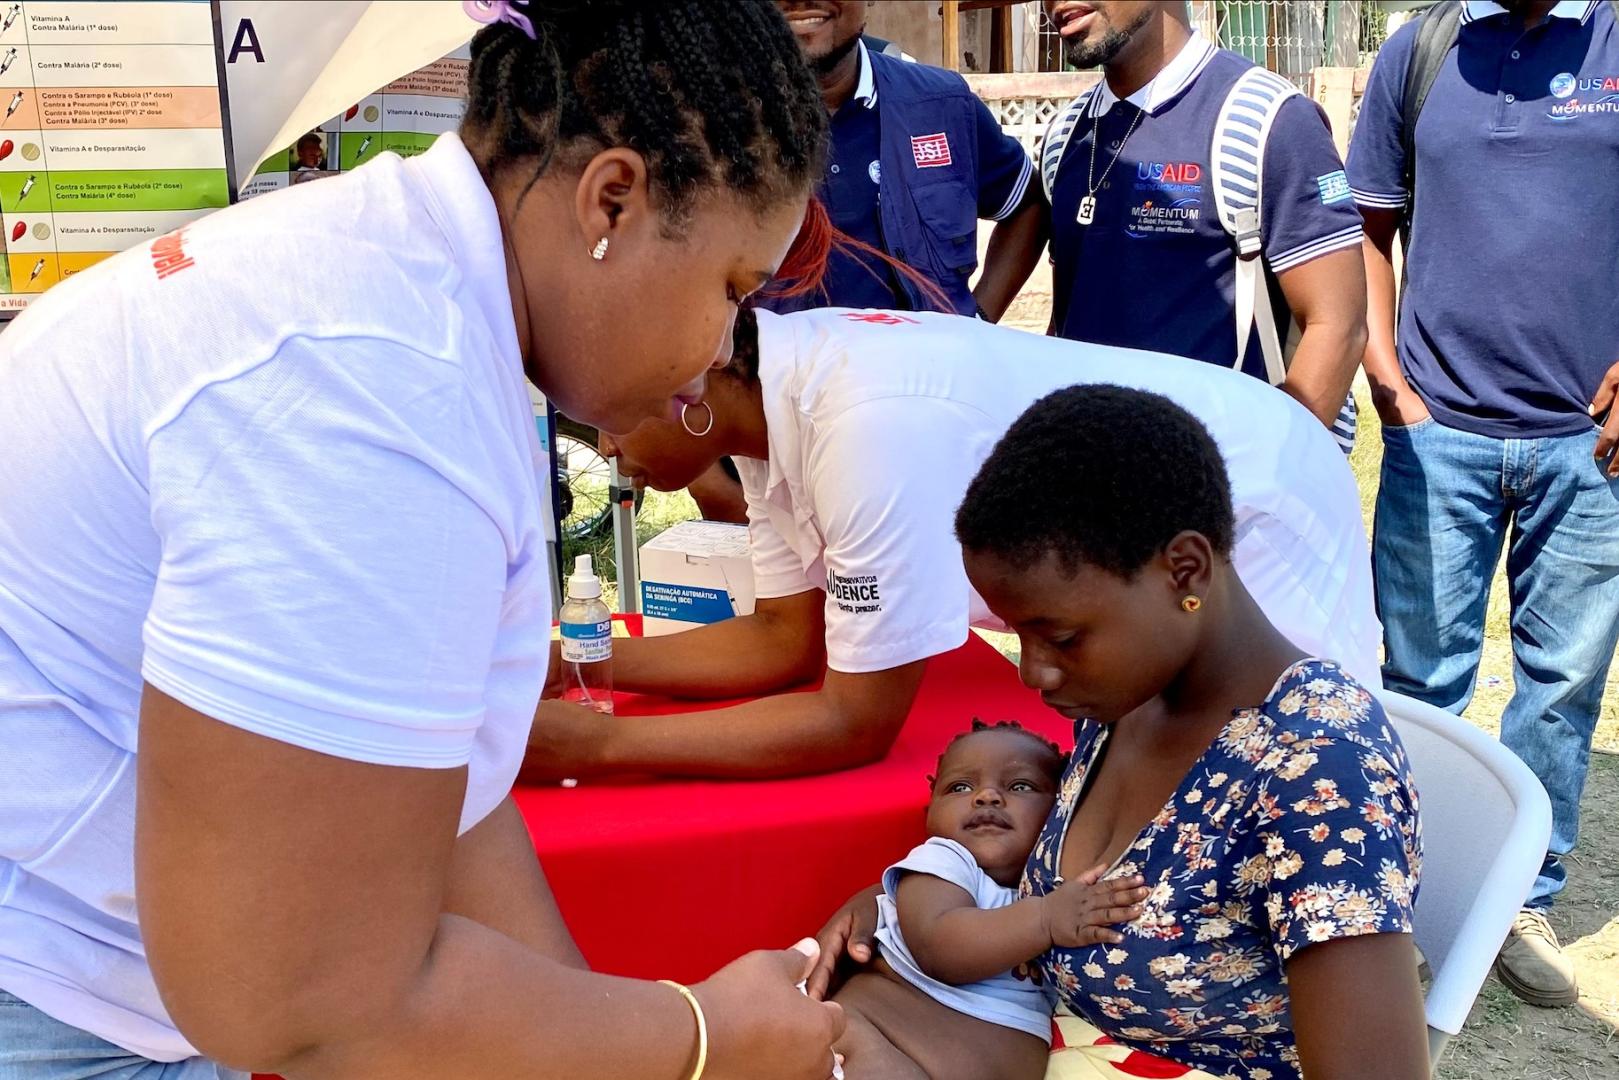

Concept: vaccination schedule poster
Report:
left=241, top=42, right=468, bottom=199
left=0, top=0, right=231, bottom=311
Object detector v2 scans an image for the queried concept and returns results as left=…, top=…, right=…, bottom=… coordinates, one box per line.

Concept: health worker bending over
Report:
left=0, top=4, right=850, bottom=1079
left=525, top=308, right=1380, bottom=781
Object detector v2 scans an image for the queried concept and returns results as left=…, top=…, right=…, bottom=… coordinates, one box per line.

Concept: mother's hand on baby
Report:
left=807, top=884, right=883, bottom=1000
left=1039, top=865, right=1149, bottom=949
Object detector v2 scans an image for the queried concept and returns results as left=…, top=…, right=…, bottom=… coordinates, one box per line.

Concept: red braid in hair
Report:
left=769, top=195, right=835, bottom=298
left=766, top=196, right=955, bottom=313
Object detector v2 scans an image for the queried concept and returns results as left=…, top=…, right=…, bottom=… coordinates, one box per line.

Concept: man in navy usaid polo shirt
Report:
left=1350, top=0, right=1619, bottom=1008
left=1036, top=1, right=1367, bottom=433
left=766, top=1, right=1044, bottom=319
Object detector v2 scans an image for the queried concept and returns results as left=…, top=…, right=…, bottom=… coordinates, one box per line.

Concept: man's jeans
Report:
left=0, top=992, right=245, bottom=1079
left=1374, top=417, right=1619, bottom=908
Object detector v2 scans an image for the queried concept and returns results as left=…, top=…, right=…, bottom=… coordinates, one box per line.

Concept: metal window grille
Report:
left=1359, top=4, right=1392, bottom=67
left=978, top=3, right=1393, bottom=159
left=1022, top=1, right=1388, bottom=82
left=1217, top=1, right=1320, bottom=87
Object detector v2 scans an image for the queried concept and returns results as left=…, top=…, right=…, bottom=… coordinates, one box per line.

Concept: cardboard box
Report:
left=639, top=520, right=757, bottom=636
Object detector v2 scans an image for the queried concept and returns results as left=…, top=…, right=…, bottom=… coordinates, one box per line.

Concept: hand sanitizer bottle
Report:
left=558, top=555, right=614, bottom=715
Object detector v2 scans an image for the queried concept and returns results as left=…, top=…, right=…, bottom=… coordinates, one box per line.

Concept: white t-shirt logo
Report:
left=827, top=569, right=882, bottom=614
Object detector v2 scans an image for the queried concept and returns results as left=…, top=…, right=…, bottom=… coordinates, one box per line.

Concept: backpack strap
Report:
left=1400, top=0, right=1463, bottom=234
left=1040, top=87, right=1097, bottom=205
left=1211, top=65, right=1298, bottom=386
left=1211, top=66, right=1358, bottom=453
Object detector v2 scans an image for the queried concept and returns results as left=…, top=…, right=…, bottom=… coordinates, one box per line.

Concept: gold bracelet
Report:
left=658, top=979, right=709, bottom=1080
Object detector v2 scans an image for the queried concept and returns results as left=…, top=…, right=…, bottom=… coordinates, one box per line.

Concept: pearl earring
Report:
left=589, top=237, right=609, bottom=261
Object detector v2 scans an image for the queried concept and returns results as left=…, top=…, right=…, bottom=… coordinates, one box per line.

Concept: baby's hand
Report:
left=1039, top=864, right=1149, bottom=949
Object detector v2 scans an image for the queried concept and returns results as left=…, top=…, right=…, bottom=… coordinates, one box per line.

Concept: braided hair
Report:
left=462, top=1, right=827, bottom=230
left=929, top=719, right=1068, bottom=790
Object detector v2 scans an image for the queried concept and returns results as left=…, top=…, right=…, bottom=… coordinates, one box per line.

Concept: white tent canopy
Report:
left=219, top=0, right=475, bottom=190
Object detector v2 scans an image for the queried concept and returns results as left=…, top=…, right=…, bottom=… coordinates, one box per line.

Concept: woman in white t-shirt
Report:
left=526, top=305, right=1380, bottom=781
left=0, top=4, right=848, bottom=1079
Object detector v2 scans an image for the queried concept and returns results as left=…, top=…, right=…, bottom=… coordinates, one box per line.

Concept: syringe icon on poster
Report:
left=356, top=135, right=373, bottom=160
left=0, top=48, right=17, bottom=77
left=18, top=173, right=34, bottom=199
left=28, top=257, right=44, bottom=282
left=5, top=91, right=22, bottom=120
left=0, top=5, right=18, bottom=35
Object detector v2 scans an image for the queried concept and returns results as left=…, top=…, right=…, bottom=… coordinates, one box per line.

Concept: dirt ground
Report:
left=1436, top=759, right=1619, bottom=1080
left=994, top=263, right=1619, bottom=1078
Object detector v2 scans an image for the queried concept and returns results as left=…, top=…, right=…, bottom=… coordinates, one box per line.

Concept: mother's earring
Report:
left=1181, top=595, right=1202, bottom=613
left=589, top=237, right=609, bottom=261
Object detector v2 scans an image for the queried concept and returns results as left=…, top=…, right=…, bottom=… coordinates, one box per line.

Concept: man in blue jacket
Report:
left=767, top=1, right=1045, bottom=319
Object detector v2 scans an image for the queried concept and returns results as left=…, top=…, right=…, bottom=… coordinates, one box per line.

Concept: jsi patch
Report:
left=911, top=132, right=952, bottom=168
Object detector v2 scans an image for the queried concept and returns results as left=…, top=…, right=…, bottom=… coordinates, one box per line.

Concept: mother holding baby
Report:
left=808, top=390, right=1428, bottom=1079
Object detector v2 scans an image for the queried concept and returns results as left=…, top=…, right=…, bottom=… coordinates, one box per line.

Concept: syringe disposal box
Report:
left=639, top=520, right=757, bottom=636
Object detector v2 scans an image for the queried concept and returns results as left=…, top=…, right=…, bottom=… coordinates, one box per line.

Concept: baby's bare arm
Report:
left=893, top=874, right=1053, bottom=985
left=897, top=869, right=1149, bottom=985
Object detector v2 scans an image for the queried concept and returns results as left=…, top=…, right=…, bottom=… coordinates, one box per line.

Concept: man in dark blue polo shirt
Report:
left=766, top=1, right=1045, bottom=318
left=1034, top=0, right=1367, bottom=434
left=1350, top=0, right=1619, bottom=1007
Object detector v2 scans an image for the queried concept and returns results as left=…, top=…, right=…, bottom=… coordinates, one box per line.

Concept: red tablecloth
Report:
left=517, top=621, right=1068, bottom=983
left=254, top=624, right=1064, bottom=1078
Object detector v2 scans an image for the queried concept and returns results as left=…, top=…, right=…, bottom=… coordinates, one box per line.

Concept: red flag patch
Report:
left=910, top=132, right=952, bottom=168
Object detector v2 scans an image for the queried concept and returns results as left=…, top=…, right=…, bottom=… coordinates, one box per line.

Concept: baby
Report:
left=828, top=721, right=1149, bottom=1080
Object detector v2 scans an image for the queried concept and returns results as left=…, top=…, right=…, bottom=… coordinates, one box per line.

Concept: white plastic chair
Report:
left=1376, top=689, right=1553, bottom=1072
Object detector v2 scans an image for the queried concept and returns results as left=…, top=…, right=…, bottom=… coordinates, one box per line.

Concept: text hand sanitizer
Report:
left=559, top=554, right=614, bottom=715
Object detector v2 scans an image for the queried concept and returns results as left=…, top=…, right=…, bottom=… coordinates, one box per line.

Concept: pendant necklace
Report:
left=1078, top=101, right=1144, bottom=226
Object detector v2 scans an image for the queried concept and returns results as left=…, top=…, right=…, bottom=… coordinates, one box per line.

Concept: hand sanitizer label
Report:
left=560, top=619, right=613, bottom=663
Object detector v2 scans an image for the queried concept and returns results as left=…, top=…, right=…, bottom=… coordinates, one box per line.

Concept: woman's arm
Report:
left=1250, top=691, right=1426, bottom=1079
left=1286, top=934, right=1430, bottom=1080
left=527, top=659, right=927, bottom=780
left=442, top=795, right=586, bottom=969
left=549, top=589, right=825, bottom=700
left=137, top=687, right=844, bottom=1078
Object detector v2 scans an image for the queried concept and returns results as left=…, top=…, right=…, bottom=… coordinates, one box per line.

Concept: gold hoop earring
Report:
left=589, top=237, right=609, bottom=261
left=1181, top=595, right=1202, bottom=613
left=680, top=401, right=714, bottom=438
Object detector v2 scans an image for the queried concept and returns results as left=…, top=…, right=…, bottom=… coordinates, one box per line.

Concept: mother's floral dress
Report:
left=1023, top=660, right=1422, bottom=1080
